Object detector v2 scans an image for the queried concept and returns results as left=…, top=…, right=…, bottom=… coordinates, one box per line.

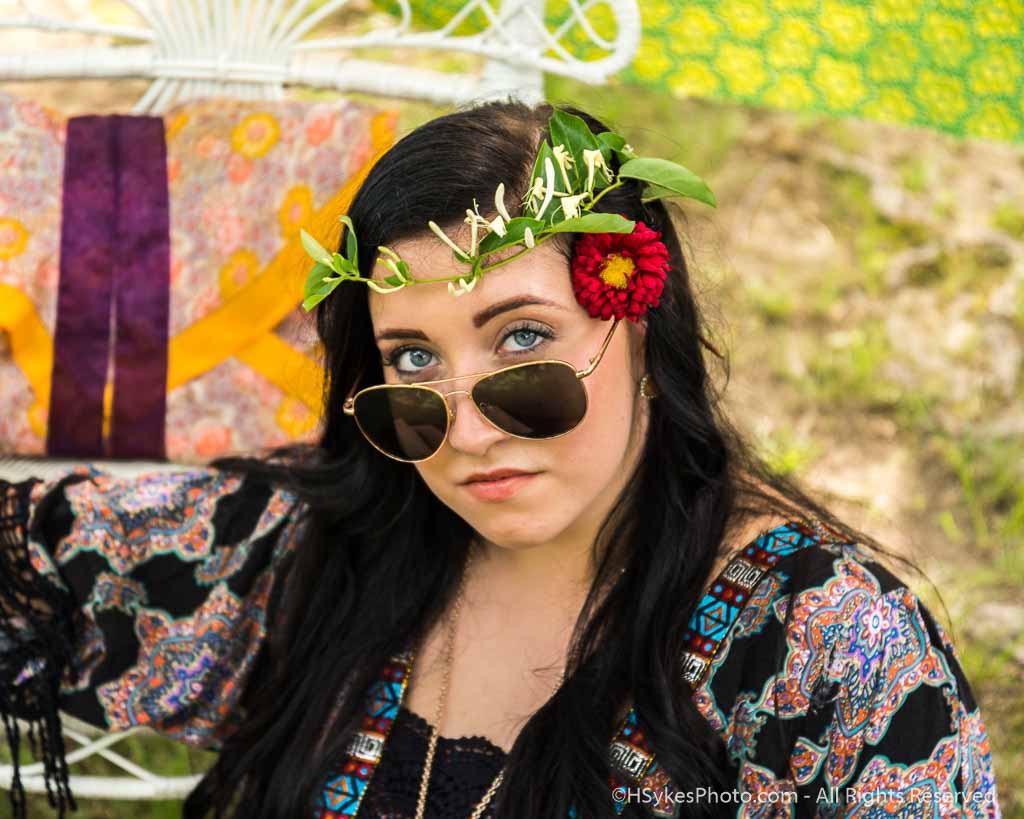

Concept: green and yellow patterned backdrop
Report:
left=392, top=0, right=1024, bottom=144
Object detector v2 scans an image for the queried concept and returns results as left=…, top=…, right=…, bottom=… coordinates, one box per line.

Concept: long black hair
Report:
left=184, top=98, right=897, bottom=818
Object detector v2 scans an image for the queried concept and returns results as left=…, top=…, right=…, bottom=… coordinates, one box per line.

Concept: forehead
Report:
left=368, top=230, right=576, bottom=331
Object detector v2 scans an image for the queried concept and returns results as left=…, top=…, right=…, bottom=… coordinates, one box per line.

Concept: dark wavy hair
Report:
left=184, top=98, right=897, bottom=819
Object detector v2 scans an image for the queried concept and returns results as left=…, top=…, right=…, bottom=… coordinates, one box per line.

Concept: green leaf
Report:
left=331, top=252, right=357, bottom=275
left=640, top=181, right=717, bottom=206
left=383, top=273, right=404, bottom=286
left=301, top=276, right=342, bottom=311
left=548, top=109, right=601, bottom=189
left=339, top=214, right=358, bottom=266
left=596, top=131, right=637, bottom=168
left=304, top=277, right=338, bottom=303
left=617, top=158, right=716, bottom=208
left=300, top=228, right=332, bottom=263
left=303, top=261, right=333, bottom=294
left=639, top=183, right=679, bottom=203
left=544, top=213, right=634, bottom=234
left=478, top=216, right=545, bottom=255
left=302, top=291, right=330, bottom=311
left=597, top=131, right=625, bottom=152
left=596, top=131, right=623, bottom=167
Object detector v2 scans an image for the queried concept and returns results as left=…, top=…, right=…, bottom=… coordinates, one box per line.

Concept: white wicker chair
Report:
left=0, top=0, right=640, bottom=802
left=0, top=0, right=641, bottom=109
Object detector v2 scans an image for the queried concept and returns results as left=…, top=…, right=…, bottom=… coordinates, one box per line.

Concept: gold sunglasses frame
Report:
left=344, top=318, right=622, bottom=463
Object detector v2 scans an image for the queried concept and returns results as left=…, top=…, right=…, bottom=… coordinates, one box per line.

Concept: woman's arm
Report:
left=800, top=582, right=1000, bottom=817
left=693, top=541, right=1001, bottom=817
left=0, top=466, right=304, bottom=818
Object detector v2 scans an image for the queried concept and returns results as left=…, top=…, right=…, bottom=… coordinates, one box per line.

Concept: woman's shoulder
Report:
left=694, top=516, right=960, bottom=694
left=727, top=519, right=951, bottom=667
left=707, top=514, right=937, bottom=625
left=19, top=463, right=305, bottom=576
left=689, top=518, right=999, bottom=812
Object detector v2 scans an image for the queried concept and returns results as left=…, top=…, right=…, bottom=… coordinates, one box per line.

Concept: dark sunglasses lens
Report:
left=472, top=363, right=586, bottom=437
left=353, top=387, right=448, bottom=461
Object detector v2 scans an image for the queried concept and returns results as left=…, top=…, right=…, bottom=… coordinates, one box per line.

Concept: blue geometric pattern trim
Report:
left=679, top=520, right=833, bottom=687
left=365, top=678, right=402, bottom=720
left=313, top=652, right=413, bottom=818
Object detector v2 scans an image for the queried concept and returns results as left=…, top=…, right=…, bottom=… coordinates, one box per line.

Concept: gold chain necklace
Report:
left=413, top=556, right=568, bottom=819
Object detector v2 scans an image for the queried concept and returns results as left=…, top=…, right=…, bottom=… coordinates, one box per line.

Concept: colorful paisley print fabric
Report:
left=0, top=466, right=1002, bottom=817
left=687, top=540, right=1000, bottom=817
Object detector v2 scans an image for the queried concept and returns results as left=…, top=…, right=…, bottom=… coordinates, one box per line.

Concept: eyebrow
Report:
left=374, top=295, right=570, bottom=342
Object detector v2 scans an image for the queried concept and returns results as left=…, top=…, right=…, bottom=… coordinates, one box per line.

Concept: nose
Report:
left=443, top=388, right=508, bottom=455
left=443, top=388, right=468, bottom=421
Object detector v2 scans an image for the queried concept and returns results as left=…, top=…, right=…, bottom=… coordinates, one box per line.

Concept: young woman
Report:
left=1, top=100, right=1000, bottom=819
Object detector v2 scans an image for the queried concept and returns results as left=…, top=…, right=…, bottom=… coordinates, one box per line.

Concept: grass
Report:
left=756, top=425, right=822, bottom=477
left=816, top=167, right=933, bottom=297
left=0, top=731, right=216, bottom=818
left=932, top=433, right=1024, bottom=556
left=914, top=559, right=1024, bottom=815
left=797, top=320, right=903, bottom=410
left=993, top=202, right=1024, bottom=239
left=744, top=281, right=797, bottom=325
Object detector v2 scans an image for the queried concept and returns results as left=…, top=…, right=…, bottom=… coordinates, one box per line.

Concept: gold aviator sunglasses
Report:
left=344, top=319, right=621, bottom=463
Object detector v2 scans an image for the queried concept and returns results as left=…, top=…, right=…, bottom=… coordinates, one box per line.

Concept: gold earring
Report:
left=638, top=374, right=657, bottom=399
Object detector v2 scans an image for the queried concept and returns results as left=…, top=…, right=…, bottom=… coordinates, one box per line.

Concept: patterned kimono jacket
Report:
left=0, top=465, right=1002, bottom=818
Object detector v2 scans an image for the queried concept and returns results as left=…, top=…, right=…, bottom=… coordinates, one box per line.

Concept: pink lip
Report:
left=462, top=472, right=540, bottom=501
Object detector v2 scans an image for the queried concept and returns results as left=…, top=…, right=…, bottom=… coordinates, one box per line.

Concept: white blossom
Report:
left=464, top=196, right=508, bottom=240
left=447, top=275, right=478, bottom=297
left=494, top=182, right=512, bottom=222
left=464, top=208, right=480, bottom=256
left=379, top=257, right=411, bottom=284
left=552, top=144, right=574, bottom=191
left=526, top=175, right=545, bottom=213
left=428, top=220, right=470, bottom=260
left=366, top=279, right=405, bottom=294
left=534, top=157, right=557, bottom=220
left=487, top=214, right=507, bottom=236
left=582, top=148, right=609, bottom=194
left=559, top=192, right=587, bottom=220
left=523, top=226, right=535, bottom=248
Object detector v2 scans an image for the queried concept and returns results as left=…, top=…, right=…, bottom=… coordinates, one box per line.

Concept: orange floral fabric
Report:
left=0, top=91, right=396, bottom=463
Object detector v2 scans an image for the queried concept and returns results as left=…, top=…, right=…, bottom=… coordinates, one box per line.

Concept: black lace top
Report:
left=358, top=704, right=507, bottom=818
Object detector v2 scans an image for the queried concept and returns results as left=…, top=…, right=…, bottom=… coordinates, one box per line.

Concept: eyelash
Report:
left=382, top=321, right=556, bottom=374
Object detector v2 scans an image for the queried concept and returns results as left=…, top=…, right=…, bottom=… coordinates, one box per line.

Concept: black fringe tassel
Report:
left=1, top=478, right=80, bottom=817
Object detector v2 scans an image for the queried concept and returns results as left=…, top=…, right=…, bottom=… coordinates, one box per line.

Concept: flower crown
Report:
left=299, top=109, right=717, bottom=327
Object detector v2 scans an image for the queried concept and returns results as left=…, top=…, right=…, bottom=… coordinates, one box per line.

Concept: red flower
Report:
left=570, top=218, right=669, bottom=321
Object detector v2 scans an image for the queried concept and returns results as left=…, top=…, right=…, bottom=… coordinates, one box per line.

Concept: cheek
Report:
left=548, top=358, right=636, bottom=475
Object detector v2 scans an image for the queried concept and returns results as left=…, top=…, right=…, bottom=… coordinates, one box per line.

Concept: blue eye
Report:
left=504, top=328, right=543, bottom=352
left=383, top=321, right=556, bottom=376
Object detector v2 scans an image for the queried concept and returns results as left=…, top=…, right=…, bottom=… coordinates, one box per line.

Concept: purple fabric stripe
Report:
left=109, top=115, right=169, bottom=459
left=46, top=116, right=116, bottom=458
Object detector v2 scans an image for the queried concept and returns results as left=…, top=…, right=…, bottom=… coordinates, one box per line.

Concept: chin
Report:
left=465, top=510, right=569, bottom=550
